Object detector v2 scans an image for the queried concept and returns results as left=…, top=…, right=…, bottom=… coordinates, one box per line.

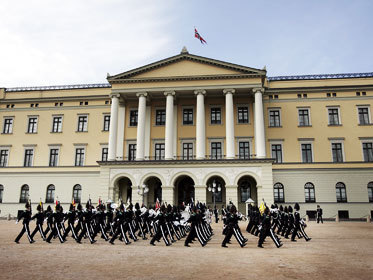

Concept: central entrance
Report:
left=175, top=175, right=195, bottom=205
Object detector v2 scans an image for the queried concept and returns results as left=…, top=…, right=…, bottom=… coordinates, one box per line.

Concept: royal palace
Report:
left=0, top=48, right=372, bottom=219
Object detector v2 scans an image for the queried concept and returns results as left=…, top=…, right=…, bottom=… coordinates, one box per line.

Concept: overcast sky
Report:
left=1, top=0, right=372, bottom=87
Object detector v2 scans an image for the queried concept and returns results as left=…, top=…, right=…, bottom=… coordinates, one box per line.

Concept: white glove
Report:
left=15, top=221, right=18, bottom=224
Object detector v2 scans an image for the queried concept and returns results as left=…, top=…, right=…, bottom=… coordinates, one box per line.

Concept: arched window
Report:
left=45, top=185, right=55, bottom=203
left=274, top=183, right=285, bottom=203
left=20, top=184, right=29, bottom=203
left=304, top=182, right=315, bottom=203
left=73, top=184, right=82, bottom=203
left=240, top=180, right=251, bottom=202
left=336, top=182, right=347, bottom=203
left=0, top=185, right=3, bottom=203
left=368, top=182, right=373, bottom=203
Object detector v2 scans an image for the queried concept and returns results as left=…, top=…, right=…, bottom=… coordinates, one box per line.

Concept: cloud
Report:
left=0, top=0, right=176, bottom=87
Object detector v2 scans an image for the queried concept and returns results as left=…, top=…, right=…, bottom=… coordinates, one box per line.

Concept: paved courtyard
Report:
left=0, top=220, right=372, bottom=280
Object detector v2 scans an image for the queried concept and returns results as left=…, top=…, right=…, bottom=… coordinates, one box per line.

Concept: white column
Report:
left=144, top=105, right=151, bottom=160
left=136, top=92, right=147, bottom=161
left=254, top=88, right=266, bottom=158
left=108, top=93, right=120, bottom=161
left=164, top=91, right=175, bottom=160
left=223, top=89, right=235, bottom=159
left=116, top=103, right=125, bottom=160
left=173, top=104, right=178, bottom=158
left=195, top=89, right=206, bottom=160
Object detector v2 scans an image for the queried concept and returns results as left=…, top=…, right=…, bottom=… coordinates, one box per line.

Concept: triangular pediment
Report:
left=108, top=51, right=266, bottom=83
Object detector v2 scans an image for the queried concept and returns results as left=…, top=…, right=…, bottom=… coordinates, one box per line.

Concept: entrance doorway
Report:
left=175, top=176, right=195, bottom=205
left=116, top=177, right=132, bottom=203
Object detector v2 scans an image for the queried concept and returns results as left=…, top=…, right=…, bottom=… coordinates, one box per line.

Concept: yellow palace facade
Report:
left=1, top=48, right=372, bottom=219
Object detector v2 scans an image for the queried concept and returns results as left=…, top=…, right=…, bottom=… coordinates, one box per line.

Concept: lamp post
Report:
left=208, top=180, right=221, bottom=209
left=137, top=184, right=149, bottom=205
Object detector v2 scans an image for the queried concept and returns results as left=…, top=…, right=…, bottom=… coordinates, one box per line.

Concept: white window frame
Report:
left=51, top=115, right=64, bottom=133
left=154, top=107, right=166, bottom=126
left=357, top=105, right=371, bottom=125
left=0, top=146, right=11, bottom=167
left=360, top=138, right=373, bottom=162
left=102, top=114, right=110, bottom=132
left=74, top=144, right=86, bottom=166
left=2, top=116, right=14, bottom=134
left=23, top=145, right=35, bottom=167
left=299, top=140, right=314, bottom=163
left=76, top=114, right=89, bottom=132
left=236, top=104, right=250, bottom=124
left=126, top=140, right=137, bottom=160
left=26, top=115, right=39, bottom=134
left=209, top=105, right=223, bottom=125
left=180, top=138, right=195, bottom=159
left=152, top=139, right=165, bottom=160
left=128, top=109, right=138, bottom=127
left=235, top=137, right=253, bottom=159
left=48, top=145, right=61, bottom=167
left=268, top=108, right=282, bottom=127
left=297, top=107, right=312, bottom=126
left=182, top=106, right=194, bottom=126
left=326, top=106, right=341, bottom=126
left=329, top=140, right=345, bottom=163
left=208, top=138, right=224, bottom=159
left=100, top=144, right=108, bottom=161
left=269, top=140, right=284, bottom=163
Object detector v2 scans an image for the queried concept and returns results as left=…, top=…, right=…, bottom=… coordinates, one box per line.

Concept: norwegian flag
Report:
left=155, top=198, right=161, bottom=210
left=194, top=28, right=207, bottom=44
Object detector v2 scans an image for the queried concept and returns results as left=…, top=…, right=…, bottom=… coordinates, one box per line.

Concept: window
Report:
left=298, top=109, right=310, bottom=126
left=77, top=115, right=88, bottom=132
left=49, top=148, right=59, bottom=167
left=182, top=143, right=193, bottom=160
left=52, top=116, right=63, bottom=133
left=103, top=115, right=110, bottom=131
left=211, top=108, right=221, bottom=124
left=211, top=142, right=222, bottom=159
left=304, top=182, right=315, bottom=203
left=368, top=182, right=373, bottom=203
left=154, top=143, right=165, bottom=160
left=129, top=110, right=138, bottom=126
left=155, top=109, right=166, bottom=125
left=271, top=144, right=283, bottom=163
left=239, top=142, right=250, bottom=159
left=336, top=182, right=347, bottom=203
left=183, top=108, right=193, bottom=125
left=269, top=109, right=281, bottom=127
left=73, top=184, right=82, bottom=203
left=0, top=149, right=9, bottom=167
left=128, top=144, right=136, bottom=161
left=240, top=180, right=251, bottom=202
left=45, top=185, right=55, bottom=203
left=101, top=147, right=108, bottom=161
left=331, top=143, right=343, bottom=162
left=0, top=185, right=3, bottom=203
left=24, top=149, right=34, bottom=167
left=27, top=117, right=38, bottom=133
left=358, top=107, right=370, bottom=125
left=19, top=185, right=29, bottom=203
left=3, top=118, right=13, bottom=134
left=363, top=142, right=373, bottom=162
left=301, top=143, right=313, bottom=163
left=75, top=148, right=85, bottom=166
left=274, top=183, right=285, bottom=203
left=328, top=108, right=340, bottom=125
left=237, top=107, right=249, bottom=124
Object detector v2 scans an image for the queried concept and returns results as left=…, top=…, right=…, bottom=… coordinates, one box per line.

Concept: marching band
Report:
left=14, top=198, right=311, bottom=248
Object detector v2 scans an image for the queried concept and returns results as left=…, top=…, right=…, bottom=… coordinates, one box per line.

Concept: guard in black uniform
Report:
left=221, top=205, right=246, bottom=248
left=292, top=203, right=311, bottom=242
left=15, top=201, right=35, bottom=244
left=317, top=205, right=323, bottom=224
left=30, top=203, right=46, bottom=241
left=62, top=203, right=78, bottom=240
left=150, top=205, right=171, bottom=246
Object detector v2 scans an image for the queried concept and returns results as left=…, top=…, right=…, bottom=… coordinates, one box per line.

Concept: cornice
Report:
left=0, top=95, right=110, bottom=103
left=109, top=73, right=263, bottom=84
left=267, top=84, right=373, bottom=93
